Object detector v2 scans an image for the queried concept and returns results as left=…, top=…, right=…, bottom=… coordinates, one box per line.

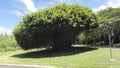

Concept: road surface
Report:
left=0, top=64, right=55, bottom=68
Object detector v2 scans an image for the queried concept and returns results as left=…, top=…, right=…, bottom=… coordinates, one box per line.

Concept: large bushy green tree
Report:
left=13, top=4, right=98, bottom=50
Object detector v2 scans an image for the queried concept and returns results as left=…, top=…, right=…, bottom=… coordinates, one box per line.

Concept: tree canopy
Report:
left=97, top=7, right=120, bottom=23
left=13, top=4, right=98, bottom=50
left=79, top=7, right=120, bottom=45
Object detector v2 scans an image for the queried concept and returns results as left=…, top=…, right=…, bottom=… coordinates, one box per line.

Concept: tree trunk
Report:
left=52, top=41, right=72, bottom=51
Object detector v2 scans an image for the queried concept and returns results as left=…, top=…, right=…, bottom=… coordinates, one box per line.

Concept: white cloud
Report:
left=12, top=10, right=24, bottom=17
left=93, top=5, right=107, bottom=12
left=93, top=0, right=120, bottom=12
left=0, top=27, right=12, bottom=35
left=21, top=0, right=36, bottom=12
left=59, top=0, right=66, bottom=2
left=107, top=0, right=120, bottom=8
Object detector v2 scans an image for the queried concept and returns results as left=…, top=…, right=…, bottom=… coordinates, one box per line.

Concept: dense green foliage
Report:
left=77, top=8, right=120, bottom=46
left=97, top=8, right=120, bottom=44
left=97, top=8, right=120, bottom=23
left=13, top=4, right=98, bottom=50
left=0, top=34, right=20, bottom=52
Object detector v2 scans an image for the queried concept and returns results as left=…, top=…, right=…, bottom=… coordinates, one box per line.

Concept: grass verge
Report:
left=0, top=47, right=120, bottom=68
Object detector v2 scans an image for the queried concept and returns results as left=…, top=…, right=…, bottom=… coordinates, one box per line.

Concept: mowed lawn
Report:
left=0, top=47, right=120, bottom=68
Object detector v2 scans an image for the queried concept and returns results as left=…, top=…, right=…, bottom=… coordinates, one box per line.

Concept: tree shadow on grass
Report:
left=12, top=47, right=98, bottom=58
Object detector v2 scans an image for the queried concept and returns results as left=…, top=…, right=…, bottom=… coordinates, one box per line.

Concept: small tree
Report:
left=13, top=4, right=98, bottom=50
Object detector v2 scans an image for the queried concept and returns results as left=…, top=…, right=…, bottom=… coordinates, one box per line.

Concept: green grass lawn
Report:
left=0, top=47, right=120, bottom=68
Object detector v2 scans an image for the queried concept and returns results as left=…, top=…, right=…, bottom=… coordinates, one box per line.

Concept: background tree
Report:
left=0, top=34, right=4, bottom=41
left=0, top=34, right=20, bottom=52
left=13, top=4, right=98, bottom=50
left=97, top=7, right=120, bottom=44
left=79, top=7, right=120, bottom=46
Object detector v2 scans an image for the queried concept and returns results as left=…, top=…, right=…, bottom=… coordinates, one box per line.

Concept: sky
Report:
left=0, top=0, right=120, bottom=35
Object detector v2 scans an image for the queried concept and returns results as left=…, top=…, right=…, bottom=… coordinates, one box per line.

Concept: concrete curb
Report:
left=0, top=64, right=55, bottom=68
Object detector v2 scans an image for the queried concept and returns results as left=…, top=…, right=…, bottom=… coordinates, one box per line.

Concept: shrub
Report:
left=0, top=35, right=20, bottom=52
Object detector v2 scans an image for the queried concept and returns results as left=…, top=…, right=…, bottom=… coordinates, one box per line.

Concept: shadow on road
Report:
left=12, top=47, right=98, bottom=58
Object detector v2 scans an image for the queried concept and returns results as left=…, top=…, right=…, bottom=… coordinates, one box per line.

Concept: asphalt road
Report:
left=0, top=64, right=55, bottom=68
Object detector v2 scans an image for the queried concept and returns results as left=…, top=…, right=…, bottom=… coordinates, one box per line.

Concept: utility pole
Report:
left=108, top=19, right=114, bottom=61
left=109, top=34, right=112, bottom=59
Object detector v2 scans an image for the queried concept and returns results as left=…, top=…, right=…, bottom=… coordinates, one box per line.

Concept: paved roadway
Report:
left=0, top=64, right=55, bottom=68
